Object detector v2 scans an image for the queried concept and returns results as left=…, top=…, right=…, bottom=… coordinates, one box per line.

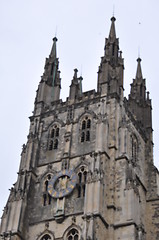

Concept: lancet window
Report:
left=67, top=106, right=73, bottom=121
left=42, top=174, right=52, bottom=206
left=80, top=116, right=91, bottom=143
left=66, top=228, right=79, bottom=240
left=48, top=125, right=59, bottom=150
left=62, top=159, right=69, bottom=170
left=77, top=166, right=87, bottom=198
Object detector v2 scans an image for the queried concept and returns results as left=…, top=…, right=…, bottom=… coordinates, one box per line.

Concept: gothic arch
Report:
left=78, top=113, right=94, bottom=144
left=74, top=161, right=89, bottom=172
left=40, top=169, right=56, bottom=183
left=39, top=171, right=55, bottom=207
left=63, top=224, right=82, bottom=240
left=47, top=118, right=65, bottom=131
left=37, top=230, right=54, bottom=240
left=74, top=164, right=88, bottom=198
left=48, top=124, right=60, bottom=150
left=76, top=109, right=97, bottom=124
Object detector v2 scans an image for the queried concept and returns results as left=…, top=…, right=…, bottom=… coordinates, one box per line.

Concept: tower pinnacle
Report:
left=69, top=68, right=83, bottom=100
left=50, top=37, right=57, bottom=60
left=128, top=57, right=152, bottom=132
left=97, top=17, right=124, bottom=97
left=34, top=37, right=61, bottom=110
left=108, top=16, right=116, bottom=41
left=136, top=57, right=143, bottom=79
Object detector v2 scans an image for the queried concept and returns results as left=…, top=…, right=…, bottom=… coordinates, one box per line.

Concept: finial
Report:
left=73, top=68, right=78, bottom=79
left=111, top=16, right=116, bottom=22
left=53, top=37, right=58, bottom=42
left=119, top=51, right=122, bottom=58
left=137, top=57, right=141, bottom=62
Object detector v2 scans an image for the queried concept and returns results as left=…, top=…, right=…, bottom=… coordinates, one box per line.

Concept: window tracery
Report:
left=67, top=106, right=73, bottom=121
left=40, top=234, right=51, bottom=240
left=80, top=116, right=91, bottom=143
left=77, top=166, right=87, bottom=198
left=66, top=228, right=79, bottom=240
left=42, top=174, right=52, bottom=206
left=48, top=125, right=59, bottom=150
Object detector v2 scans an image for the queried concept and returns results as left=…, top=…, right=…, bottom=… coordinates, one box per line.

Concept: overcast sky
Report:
left=0, top=0, right=159, bottom=216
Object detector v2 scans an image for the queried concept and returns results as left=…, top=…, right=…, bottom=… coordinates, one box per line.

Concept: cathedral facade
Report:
left=1, top=17, right=159, bottom=240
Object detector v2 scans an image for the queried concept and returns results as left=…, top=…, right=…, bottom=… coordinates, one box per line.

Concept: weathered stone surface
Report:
left=0, top=17, right=159, bottom=240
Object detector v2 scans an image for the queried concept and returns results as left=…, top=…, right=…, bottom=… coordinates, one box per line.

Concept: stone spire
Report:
left=129, top=58, right=146, bottom=101
left=97, top=17, right=124, bottom=98
left=50, top=37, right=57, bottom=59
left=128, top=58, right=152, bottom=132
left=136, top=57, right=143, bottom=79
left=108, top=16, right=116, bottom=42
left=48, top=37, right=61, bottom=90
left=104, top=16, right=119, bottom=62
left=34, top=37, right=61, bottom=114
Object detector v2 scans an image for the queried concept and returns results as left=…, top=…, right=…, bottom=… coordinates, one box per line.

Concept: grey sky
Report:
left=0, top=0, right=159, bottom=216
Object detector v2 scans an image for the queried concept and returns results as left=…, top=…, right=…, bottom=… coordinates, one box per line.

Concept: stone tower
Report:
left=1, top=17, right=159, bottom=240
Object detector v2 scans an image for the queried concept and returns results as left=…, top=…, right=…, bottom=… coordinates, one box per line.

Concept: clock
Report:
left=48, top=169, right=77, bottom=198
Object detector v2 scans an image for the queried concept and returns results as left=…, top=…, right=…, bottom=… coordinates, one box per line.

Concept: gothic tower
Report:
left=1, top=17, right=159, bottom=240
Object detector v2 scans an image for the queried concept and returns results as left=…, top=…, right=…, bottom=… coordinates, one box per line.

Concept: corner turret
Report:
left=34, top=37, right=61, bottom=115
left=129, top=58, right=146, bottom=101
left=69, top=69, right=83, bottom=100
left=128, top=58, right=152, bottom=134
left=97, top=17, right=124, bottom=98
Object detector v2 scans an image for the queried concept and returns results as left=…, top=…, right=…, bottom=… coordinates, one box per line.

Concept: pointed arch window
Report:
left=40, top=234, right=51, bottom=240
left=77, top=166, right=87, bottom=198
left=62, top=159, right=69, bottom=170
left=80, top=116, right=91, bottom=143
left=48, top=125, right=59, bottom=151
left=42, top=174, right=52, bottom=206
left=67, top=106, right=74, bottom=121
left=66, top=228, right=79, bottom=240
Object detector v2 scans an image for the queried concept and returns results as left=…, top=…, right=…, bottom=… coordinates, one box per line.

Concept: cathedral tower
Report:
left=1, top=18, right=159, bottom=240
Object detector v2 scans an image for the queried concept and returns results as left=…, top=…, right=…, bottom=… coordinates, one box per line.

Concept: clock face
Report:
left=48, top=169, right=77, bottom=198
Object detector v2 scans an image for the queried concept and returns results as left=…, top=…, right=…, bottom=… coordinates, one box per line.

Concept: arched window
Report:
left=131, top=135, right=138, bottom=163
left=62, top=159, right=69, bottom=170
left=77, top=166, right=87, bottom=198
left=67, top=106, right=73, bottom=121
left=66, top=228, right=79, bottom=240
left=40, top=234, right=51, bottom=240
left=42, top=174, right=52, bottom=206
left=82, top=120, right=86, bottom=130
left=48, top=125, right=59, bottom=150
left=80, top=116, right=91, bottom=143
